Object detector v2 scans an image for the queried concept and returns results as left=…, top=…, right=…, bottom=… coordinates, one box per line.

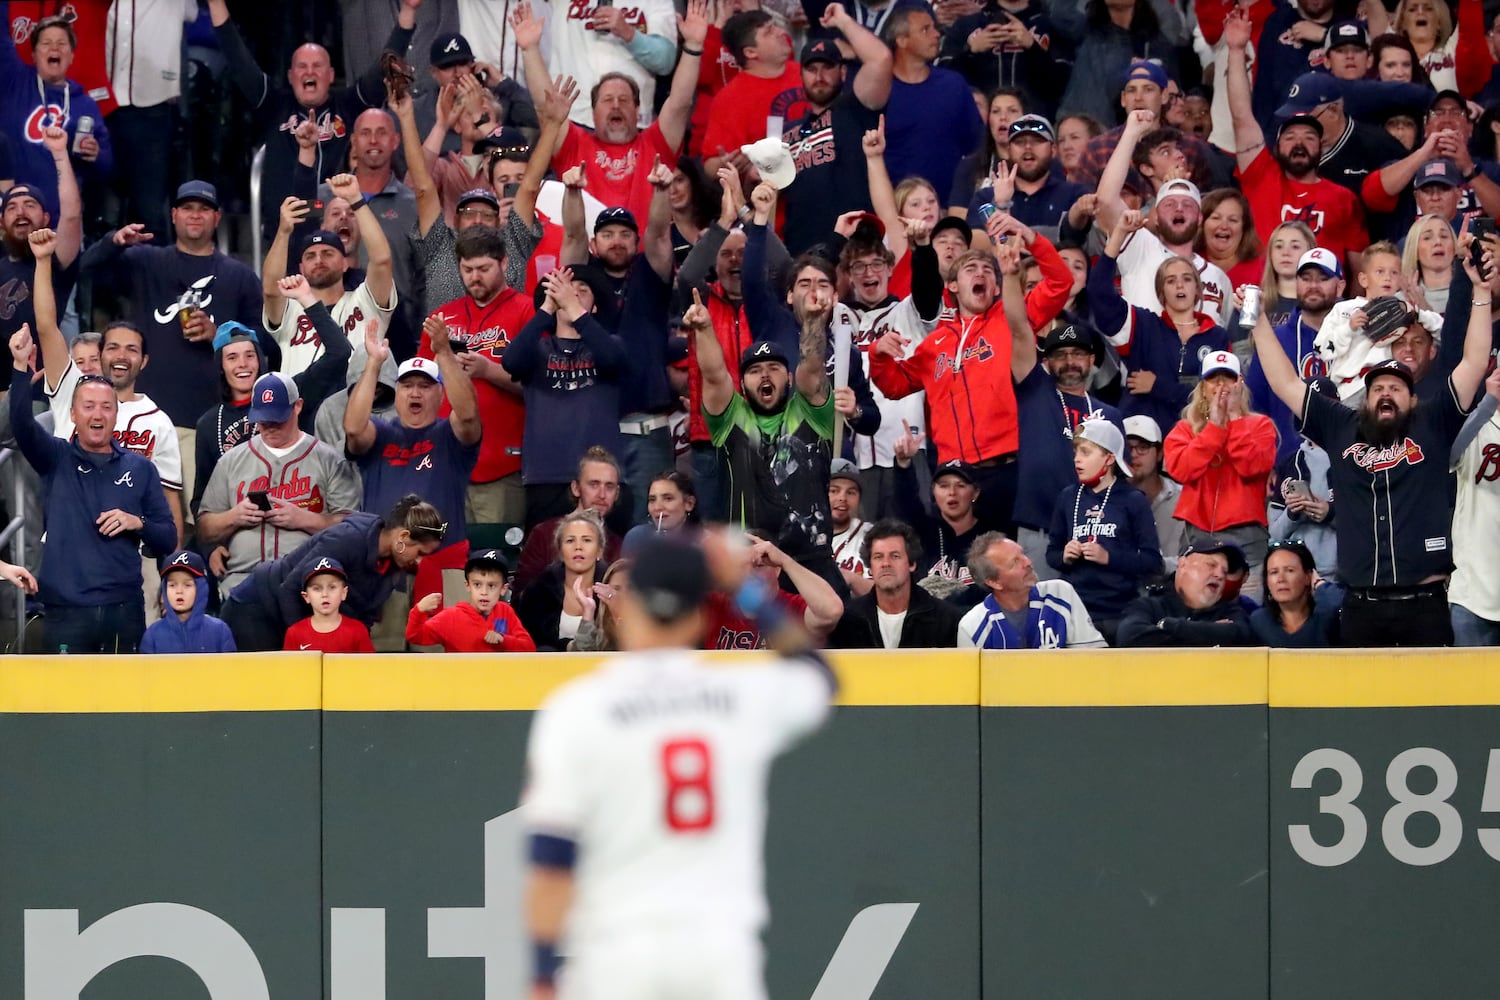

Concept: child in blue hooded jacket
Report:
left=140, top=551, right=237, bottom=654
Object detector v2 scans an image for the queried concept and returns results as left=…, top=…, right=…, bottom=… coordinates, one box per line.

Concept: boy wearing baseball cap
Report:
left=283, top=558, right=376, bottom=652
left=406, top=548, right=537, bottom=652
left=140, top=551, right=238, bottom=653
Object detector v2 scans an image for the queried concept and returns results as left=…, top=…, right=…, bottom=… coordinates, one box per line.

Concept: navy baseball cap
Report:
left=739, top=339, right=790, bottom=377
left=2, top=183, right=42, bottom=210
left=1428, top=89, right=1467, bottom=113
left=594, top=206, right=639, bottom=234
left=1276, top=72, right=1342, bottom=118
left=1414, top=158, right=1462, bottom=190
left=1277, top=112, right=1324, bottom=139
left=249, top=372, right=300, bottom=424
left=162, top=550, right=208, bottom=579
left=1121, top=58, right=1168, bottom=91
left=173, top=180, right=220, bottom=210
left=1363, top=358, right=1416, bottom=390
left=1008, top=114, right=1056, bottom=142
left=1306, top=375, right=1339, bottom=399
left=934, top=459, right=978, bottom=485
left=931, top=215, right=973, bottom=245
left=1324, top=20, right=1368, bottom=51
left=303, top=556, right=348, bottom=587
left=1181, top=539, right=1248, bottom=574
left=629, top=535, right=710, bottom=622
left=430, top=32, right=475, bottom=68
left=298, top=229, right=343, bottom=259
left=1041, top=322, right=1100, bottom=356
left=464, top=547, right=511, bottom=576
left=456, top=188, right=499, bottom=212
left=800, top=39, right=843, bottom=66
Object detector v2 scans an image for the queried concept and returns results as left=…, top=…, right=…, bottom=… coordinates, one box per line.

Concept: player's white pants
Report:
left=559, top=929, right=766, bottom=1000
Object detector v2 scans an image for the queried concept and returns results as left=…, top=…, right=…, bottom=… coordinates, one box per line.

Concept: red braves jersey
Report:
left=283, top=615, right=375, bottom=653
left=423, top=288, right=534, bottom=483
left=9, top=0, right=116, bottom=113
left=554, top=120, right=675, bottom=219
left=1241, top=147, right=1367, bottom=268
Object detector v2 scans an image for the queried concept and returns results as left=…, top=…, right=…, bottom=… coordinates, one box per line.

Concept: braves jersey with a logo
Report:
left=1116, top=228, right=1232, bottom=329
left=957, top=582, right=1106, bottom=649
left=547, top=0, right=675, bottom=130
left=553, top=119, right=675, bottom=220
left=266, top=282, right=395, bottom=384
left=1300, top=384, right=1467, bottom=587
left=849, top=296, right=934, bottom=469
left=830, top=519, right=872, bottom=580
left=524, top=649, right=830, bottom=951
left=1450, top=411, right=1500, bottom=620
left=355, top=416, right=479, bottom=543
left=1242, top=147, right=1367, bottom=267
left=200, top=432, right=361, bottom=593
left=422, top=289, right=533, bottom=482
left=47, top=365, right=182, bottom=490
left=8, top=0, right=115, bottom=111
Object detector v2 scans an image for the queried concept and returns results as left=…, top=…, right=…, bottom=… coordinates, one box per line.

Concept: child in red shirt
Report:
left=405, top=548, right=537, bottom=653
left=283, top=558, right=376, bottom=653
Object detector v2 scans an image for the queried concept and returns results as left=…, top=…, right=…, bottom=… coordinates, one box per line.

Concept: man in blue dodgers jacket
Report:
left=958, top=530, right=1106, bottom=649
left=8, top=324, right=176, bottom=653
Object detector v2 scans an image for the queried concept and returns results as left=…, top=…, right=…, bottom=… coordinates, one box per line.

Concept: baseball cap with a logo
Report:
left=739, top=339, right=791, bottom=377
left=594, top=206, right=639, bottom=234
left=1121, top=58, right=1168, bottom=91
left=465, top=548, right=511, bottom=576
left=1297, top=247, right=1343, bottom=278
left=298, top=229, right=344, bottom=259
left=1008, top=114, right=1055, bottom=143
left=1201, top=350, right=1241, bottom=379
left=173, top=180, right=220, bottom=210
left=249, top=372, right=300, bottom=424
left=1414, top=158, right=1462, bottom=190
left=397, top=357, right=444, bottom=384
left=162, top=550, right=207, bottom=579
left=1276, top=72, right=1343, bottom=118
left=303, top=557, right=348, bottom=587
left=1363, top=358, right=1416, bottom=390
left=1324, top=20, right=1368, bottom=51
left=430, top=33, right=475, bottom=68
left=800, top=39, right=842, bottom=66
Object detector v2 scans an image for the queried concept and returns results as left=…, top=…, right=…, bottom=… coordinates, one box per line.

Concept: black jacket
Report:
left=830, top=583, right=964, bottom=649
left=1116, top=587, right=1253, bottom=648
left=516, top=560, right=608, bottom=652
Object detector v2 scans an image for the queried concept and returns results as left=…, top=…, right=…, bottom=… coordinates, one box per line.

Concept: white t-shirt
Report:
left=47, top=364, right=183, bottom=491
left=524, top=651, right=831, bottom=945
left=876, top=607, right=907, bottom=649
left=1116, top=228, right=1233, bottom=329
left=264, top=282, right=397, bottom=382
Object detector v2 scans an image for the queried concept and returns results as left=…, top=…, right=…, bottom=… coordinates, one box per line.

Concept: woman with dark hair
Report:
left=1056, top=113, right=1105, bottom=178
left=948, top=87, right=1025, bottom=215
left=668, top=157, right=721, bottom=266
left=623, top=469, right=701, bottom=555
left=1196, top=189, right=1262, bottom=290
left=1250, top=539, right=1340, bottom=647
left=1371, top=34, right=1434, bottom=87
left=1060, top=0, right=1188, bottom=126
left=221, top=494, right=448, bottom=650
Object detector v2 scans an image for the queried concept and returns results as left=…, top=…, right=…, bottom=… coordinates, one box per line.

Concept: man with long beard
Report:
left=1249, top=249, right=1494, bottom=647
left=1223, top=7, right=1368, bottom=273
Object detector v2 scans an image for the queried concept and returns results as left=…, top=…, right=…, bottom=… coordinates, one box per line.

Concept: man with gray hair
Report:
left=958, top=531, right=1105, bottom=649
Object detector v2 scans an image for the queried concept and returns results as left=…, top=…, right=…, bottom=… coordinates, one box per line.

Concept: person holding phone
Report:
left=195, top=372, right=363, bottom=597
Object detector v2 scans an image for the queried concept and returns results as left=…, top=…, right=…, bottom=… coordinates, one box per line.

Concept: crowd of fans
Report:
left=2, top=0, right=1500, bottom=654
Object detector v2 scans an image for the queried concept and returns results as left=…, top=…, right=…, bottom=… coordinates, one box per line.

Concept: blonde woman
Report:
left=1257, top=221, right=1315, bottom=330
left=1163, top=351, right=1277, bottom=600
left=515, top=509, right=606, bottom=651
left=1401, top=214, right=1457, bottom=315
left=568, top=558, right=632, bottom=653
left=1370, top=0, right=1490, bottom=94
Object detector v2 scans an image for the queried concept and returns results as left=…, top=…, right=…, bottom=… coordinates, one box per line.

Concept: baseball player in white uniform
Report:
left=522, top=531, right=835, bottom=1000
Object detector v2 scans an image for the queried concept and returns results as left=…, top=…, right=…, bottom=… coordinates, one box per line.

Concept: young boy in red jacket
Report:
left=406, top=549, right=537, bottom=653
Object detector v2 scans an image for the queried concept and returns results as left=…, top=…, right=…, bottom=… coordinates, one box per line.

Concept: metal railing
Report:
left=250, top=145, right=266, bottom=276
left=0, top=446, right=29, bottom=643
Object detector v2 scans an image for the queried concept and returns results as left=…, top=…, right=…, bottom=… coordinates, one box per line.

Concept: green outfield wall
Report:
left=1, top=648, right=1497, bottom=998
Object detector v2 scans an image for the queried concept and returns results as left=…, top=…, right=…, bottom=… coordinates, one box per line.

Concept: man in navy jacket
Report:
left=8, top=325, right=176, bottom=652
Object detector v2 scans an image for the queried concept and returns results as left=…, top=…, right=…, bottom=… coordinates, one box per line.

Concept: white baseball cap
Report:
left=1156, top=178, right=1202, bottom=207
left=740, top=138, right=796, bottom=190
left=1075, top=417, right=1133, bottom=477
left=1296, top=247, right=1343, bottom=279
left=397, top=357, right=444, bottom=384
left=1201, top=350, right=1241, bottom=379
left=1123, top=415, right=1163, bottom=444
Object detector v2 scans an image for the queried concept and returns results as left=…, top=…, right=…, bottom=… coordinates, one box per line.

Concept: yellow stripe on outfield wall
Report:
left=0, top=653, right=322, bottom=712
left=1270, top=650, right=1500, bottom=707
left=323, top=650, right=980, bottom=710
left=982, top=650, right=1270, bottom=707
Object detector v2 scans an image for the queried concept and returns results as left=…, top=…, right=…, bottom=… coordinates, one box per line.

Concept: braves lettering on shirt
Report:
left=933, top=337, right=995, bottom=380
left=380, top=438, right=436, bottom=466
left=545, top=351, right=600, bottom=391
left=289, top=304, right=366, bottom=351
left=787, top=111, right=836, bottom=171
left=1474, top=442, right=1500, bottom=483
left=565, top=0, right=647, bottom=25
left=276, top=109, right=348, bottom=142
left=1342, top=437, right=1425, bottom=472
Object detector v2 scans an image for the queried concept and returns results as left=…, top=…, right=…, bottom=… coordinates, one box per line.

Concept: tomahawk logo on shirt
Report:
left=1343, top=438, right=1425, bottom=472
left=933, top=337, right=994, bottom=379
left=277, top=110, right=347, bottom=141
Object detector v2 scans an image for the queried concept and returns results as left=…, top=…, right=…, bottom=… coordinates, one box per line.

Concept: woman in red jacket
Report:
left=1164, top=350, right=1277, bottom=601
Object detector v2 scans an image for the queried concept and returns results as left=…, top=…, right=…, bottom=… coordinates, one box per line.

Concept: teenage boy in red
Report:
left=405, top=548, right=537, bottom=652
